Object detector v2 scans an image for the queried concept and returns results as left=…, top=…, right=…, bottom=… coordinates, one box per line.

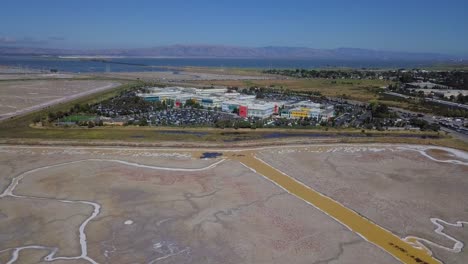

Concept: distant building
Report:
left=244, top=102, right=276, bottom=118
left=138, top=87, right=333, bottom=120
left=239, top=105, right=248, bottom=117
left=221, top=101, right=240, bottom=112
left=281, top=101, right=334, bottom=120
left=143, top=96, right=159, bottom=102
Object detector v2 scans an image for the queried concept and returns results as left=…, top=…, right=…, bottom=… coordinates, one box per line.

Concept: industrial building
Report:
left=138, top=87, right=333, bottom=120
left=280, top=101, right=335, bottom=120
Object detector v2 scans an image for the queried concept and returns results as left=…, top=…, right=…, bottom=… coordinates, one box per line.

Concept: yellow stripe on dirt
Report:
left=231, top=151, right=439, bottom=264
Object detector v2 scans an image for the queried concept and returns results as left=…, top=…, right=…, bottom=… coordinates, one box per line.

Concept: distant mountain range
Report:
left=0, top=45, right=464, bottom=61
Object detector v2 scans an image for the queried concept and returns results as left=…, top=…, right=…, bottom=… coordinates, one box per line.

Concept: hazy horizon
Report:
left=1, top=0, right=468, bottom=56
left=0, top=43, right=465, bottom=56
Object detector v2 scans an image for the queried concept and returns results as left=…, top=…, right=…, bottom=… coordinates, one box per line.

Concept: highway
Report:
left=384, top=91, right=468, bottom=110
left=389, top=107, right=468, bottom=142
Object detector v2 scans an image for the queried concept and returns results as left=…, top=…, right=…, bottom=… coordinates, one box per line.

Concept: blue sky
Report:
left=1, top=0, right=467, bottom=55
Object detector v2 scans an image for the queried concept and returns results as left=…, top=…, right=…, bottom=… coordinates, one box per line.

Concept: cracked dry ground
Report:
left=0, top=147, right=397, bottom=264
left=258, top=146, right=468, bottom=264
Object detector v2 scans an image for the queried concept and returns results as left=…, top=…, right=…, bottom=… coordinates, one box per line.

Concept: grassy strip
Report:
left=426, top=63, right=468, bottom=71
left=60, top=115, right=97, bottom=122
left=194, top=78, right=391, bottom=102
left=1, top=131, right=466, bottom=152
left=181, top=66, right=266, bottom=76
left=0, top=124, right=447, bottom=143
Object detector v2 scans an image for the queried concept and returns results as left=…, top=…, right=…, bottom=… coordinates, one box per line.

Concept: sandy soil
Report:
left=0, top=66, right=42, bottom=74
left=425, top=148, right=468, bottom=162
left=258, top=145, right=468, bottom=264
left=0, top=146, right=214, bottom=192
left=0, top=80, right=120, bottom=121
left=0, top=73, right=79, bottom=80
left=0, top=145, right=398, bottom=264
left=95, top=71, right=272, bottom=82
left=0, top=65, right=80, bottom=79
left=0, top=197, right=91, bottom=256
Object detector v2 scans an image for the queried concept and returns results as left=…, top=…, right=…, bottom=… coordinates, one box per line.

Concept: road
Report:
left=384, top=92, right=468, bottom=111
left=389, top=107, right=468, bottom=142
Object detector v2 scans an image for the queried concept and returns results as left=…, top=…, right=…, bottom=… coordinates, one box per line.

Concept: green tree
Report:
left=138, top=119, right=148, bottom=126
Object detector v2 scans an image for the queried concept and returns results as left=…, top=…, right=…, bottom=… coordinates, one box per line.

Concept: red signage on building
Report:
left=239, top=105, right=248, bottom=117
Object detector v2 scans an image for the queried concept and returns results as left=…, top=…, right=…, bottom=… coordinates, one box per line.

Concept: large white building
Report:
left=138, top=87, right=331, bottom=120
left=280, top=100, right=335, bottom=120
left=244, top=102, right=277, bottom=118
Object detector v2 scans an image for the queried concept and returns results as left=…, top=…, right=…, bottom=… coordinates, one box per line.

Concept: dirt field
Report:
left=0, top=144, right=466, bottom=263
left=0, top=80, right=120, bottom=121
left=193, top=78, right=390, bottom=101
left=0, top=145, right=399, bottom=264
left=95, top=71, right=272, bottom=82
left=0, top=66, right=81, bottom=80
left=0, top=73, right=80, bottom=80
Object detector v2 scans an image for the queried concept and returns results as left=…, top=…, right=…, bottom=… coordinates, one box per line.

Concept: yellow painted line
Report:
left=231, top=151, right=440, bottom=264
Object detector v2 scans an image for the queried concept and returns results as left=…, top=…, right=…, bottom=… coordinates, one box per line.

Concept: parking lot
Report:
left=137, top=108, right=238, bottom=126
